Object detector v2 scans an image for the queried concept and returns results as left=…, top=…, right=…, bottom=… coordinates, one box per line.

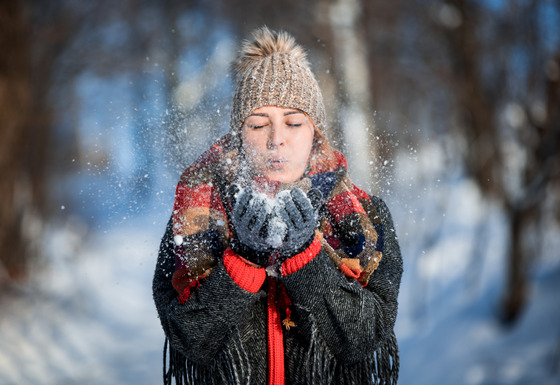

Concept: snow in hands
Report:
left=228, top=184, right=321, bottom=252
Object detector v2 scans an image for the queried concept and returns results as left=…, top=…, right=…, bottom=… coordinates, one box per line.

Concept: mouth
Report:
left=267, top=156, right=288, bottom=169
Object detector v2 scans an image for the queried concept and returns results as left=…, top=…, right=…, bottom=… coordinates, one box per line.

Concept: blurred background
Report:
left=1, top=0, right=559, bottom=384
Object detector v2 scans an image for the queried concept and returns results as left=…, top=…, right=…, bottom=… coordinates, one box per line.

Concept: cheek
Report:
left=242, top=131, right=266, bottom=159
left=295, top=128, right=314, bottom=158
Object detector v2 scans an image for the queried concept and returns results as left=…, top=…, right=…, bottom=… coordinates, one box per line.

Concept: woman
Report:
left=153, top=27, right=403, bottom=385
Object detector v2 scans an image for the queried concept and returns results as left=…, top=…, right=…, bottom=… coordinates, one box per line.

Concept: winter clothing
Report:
left=228, top=186, right=322, bottom=265
left=230, top=26, right=327, bottom=136
left=270, top=188, right=321, bottom=257
left=152, top=134, right=403, bottom=384
left=152, top=26, right=402, bottom=385
left=169, top=133, right=383, bottom=291
left=229, top=185, right=275, bottom=265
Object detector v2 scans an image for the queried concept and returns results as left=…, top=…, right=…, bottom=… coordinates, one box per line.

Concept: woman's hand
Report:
left=228, top=185, right=323, bottom=263
left=274, top=188, right=322, bottom=257
left=228, top=184, right=272, bottom=266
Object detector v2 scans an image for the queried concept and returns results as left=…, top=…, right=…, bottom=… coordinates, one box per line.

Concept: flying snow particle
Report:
left=174, top=235, right=184, bottom=246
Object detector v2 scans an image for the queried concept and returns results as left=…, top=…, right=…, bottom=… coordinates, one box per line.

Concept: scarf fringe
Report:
left=163, top=324, right=399, bottom=385
left=306, top=325, right=399, bottom=385
left=163, top=328, right=251, bottom=385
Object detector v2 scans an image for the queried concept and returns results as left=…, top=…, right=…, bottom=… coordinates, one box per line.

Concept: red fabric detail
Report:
left=351, top=184, right=370, bottom=201
left=334, top=151, right=348, bottom=168
left=281, top=237, right=321, bottom=276
left=267, top=278, right=285, bottom=385
left=173, top=138, right=231, bottom=236
left=223, top=248, right=266, bottom=293
left=325, top=235, right=341, bottom=250
left=174, top=183, right=213, bottom=211
left=172, top=264, right=193, bottom=294
left=321, top=222, right=342, bottom=249
left=339, top=263, right=361, bottom=279
left=277, top=283, right=292, bottom=310
left=178, top=279, right=201, bottom=304
left=326, top=190, right=366, bottom=223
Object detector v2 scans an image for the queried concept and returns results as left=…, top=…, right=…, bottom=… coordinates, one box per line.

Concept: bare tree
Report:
left=0, top=0, right=34, bottom=283
left=437, top=0, right=560, bottom=323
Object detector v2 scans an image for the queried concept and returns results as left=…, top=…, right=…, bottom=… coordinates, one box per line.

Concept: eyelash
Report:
left=250, top=123, right=302, bottom=129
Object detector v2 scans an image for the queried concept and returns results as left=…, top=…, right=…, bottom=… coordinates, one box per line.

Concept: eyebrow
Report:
left=248, top=110, right=304, bottom=117
left=284, top=110, right=304, bottom=116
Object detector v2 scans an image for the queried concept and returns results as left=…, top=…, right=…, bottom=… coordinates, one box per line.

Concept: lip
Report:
left=267, top=156, right=288, bottom=169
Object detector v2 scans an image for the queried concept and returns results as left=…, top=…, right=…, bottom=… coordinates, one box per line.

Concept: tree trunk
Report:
left=0, top=0, right=33, bottom=283
left=501, top=207, right=528, bottom=323
left=327, top=0, right=376, bottom=189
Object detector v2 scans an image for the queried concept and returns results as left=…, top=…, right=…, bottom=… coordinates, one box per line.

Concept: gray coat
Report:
left=152, top=195, right=403, bottom=384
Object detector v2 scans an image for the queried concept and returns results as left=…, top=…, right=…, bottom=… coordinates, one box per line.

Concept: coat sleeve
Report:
left=280, top=196, right=403, bottom=364
left=152, top=216, right=266, bottom=364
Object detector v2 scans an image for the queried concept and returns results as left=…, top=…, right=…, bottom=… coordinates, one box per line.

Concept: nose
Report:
left=267, top=125, right=286, bottom=149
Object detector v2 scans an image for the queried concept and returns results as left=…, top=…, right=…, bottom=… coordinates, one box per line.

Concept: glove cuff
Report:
left=230, top=238, right=271, bottom=267
left=223, top=247, right=266, bottom=292
left=281, top=237, right=321, bottom=276
left=278, top=232, right=316, bottom=260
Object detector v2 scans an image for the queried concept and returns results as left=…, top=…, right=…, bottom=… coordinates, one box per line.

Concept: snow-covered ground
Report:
left=0, top=218, right=164, bottom=385
left=1, top=155, right=559, bottom=384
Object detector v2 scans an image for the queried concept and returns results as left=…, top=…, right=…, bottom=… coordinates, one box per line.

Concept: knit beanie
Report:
left=230, top=26, right=327, bottom=135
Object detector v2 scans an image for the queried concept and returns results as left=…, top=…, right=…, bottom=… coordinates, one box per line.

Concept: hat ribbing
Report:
left=230, top=27, right=326, bottom=135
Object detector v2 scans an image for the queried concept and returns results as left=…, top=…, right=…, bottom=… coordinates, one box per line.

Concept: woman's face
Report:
left=242, top=106, right=315, bottom=183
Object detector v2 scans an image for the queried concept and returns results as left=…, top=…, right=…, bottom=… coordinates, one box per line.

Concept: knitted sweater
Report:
left=152, top=194, right=403, bottom=384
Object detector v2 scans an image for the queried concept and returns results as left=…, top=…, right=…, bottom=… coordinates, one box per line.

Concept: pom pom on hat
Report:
left=232, top=28, right=308, bottom=78
left=230, top=26, right=326, bottom=135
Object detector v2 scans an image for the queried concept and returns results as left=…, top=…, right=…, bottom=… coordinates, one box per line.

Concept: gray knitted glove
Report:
left=228, top=184, right=272, bottom=266
left=274, top=188, right=322, bottom=257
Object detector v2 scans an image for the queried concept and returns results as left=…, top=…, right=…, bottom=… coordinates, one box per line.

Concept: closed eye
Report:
left=249, top=123, right=269, bottom=129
